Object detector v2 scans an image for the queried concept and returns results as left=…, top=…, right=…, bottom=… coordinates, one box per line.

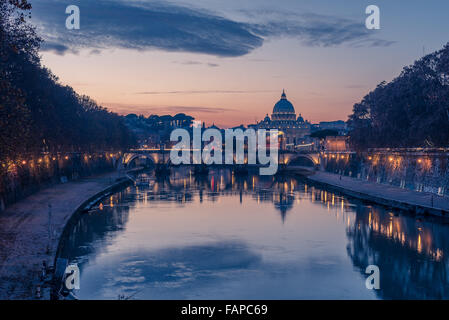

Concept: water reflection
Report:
left=59, top=167, right=449, bottom=299
left=58, top=192, right=130, bottom=271
left=134, top=168, right=302, bottom=222
left=347, top=205, right=449, bottom=299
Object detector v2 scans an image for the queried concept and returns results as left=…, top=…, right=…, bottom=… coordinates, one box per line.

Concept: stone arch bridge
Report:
left=121, top=149, right=320, bottom=169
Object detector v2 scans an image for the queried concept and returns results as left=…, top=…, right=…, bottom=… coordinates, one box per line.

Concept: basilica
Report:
left=250, top=90, right=311, bottom=148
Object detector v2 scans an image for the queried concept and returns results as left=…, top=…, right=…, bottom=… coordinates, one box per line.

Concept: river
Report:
left=57, top=167, right=449, bottom=299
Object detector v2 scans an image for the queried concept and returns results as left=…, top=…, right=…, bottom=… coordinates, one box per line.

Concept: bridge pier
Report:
left=154, top=163, right=171, bottom=176
left=193, top=164, right=209, bottom=176
left=232, top=164, right=249, bottom=176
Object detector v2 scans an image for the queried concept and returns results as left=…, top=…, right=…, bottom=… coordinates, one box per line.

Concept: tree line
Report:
left=0, top=0, right=136, bottom=169
left=348, top=43, right=449, bottom=150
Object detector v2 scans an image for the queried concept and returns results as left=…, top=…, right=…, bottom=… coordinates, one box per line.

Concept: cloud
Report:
left=248, top=13, right=395, bottom=48
left=32, top=0, right=395, bottom=57
left=175, top=60, right=202, bottom=66
left=135, top=90, right=275, bottom=95
left=89, top=49, right=102, bottom=55
left=41, top=42, right=74, bottom=55
left=33, top=0, right=263, bottom=57
left=173, top=60, right=220, bottom=67
left=156, top=106, right=232, bottom=114
left=103, top=103, right=233, bottom=115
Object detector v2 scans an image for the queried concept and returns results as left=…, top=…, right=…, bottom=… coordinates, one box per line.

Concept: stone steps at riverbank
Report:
left=306, top=171, right=449, bottom=216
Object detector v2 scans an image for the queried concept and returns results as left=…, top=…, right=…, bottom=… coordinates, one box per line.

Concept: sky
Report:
left=29, top=0, right=449, bottom=128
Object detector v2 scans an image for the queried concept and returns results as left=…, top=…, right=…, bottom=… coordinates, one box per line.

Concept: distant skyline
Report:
left=30, top=0, right=449, bottom=127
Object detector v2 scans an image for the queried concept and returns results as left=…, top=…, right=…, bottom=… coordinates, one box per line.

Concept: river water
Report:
left=58, top=168, right=449, bottom=299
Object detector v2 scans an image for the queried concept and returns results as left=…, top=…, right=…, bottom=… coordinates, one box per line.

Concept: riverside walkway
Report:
left=0, top=171, right=132, bottom=300
left=307, top=171, right=449, bottom=216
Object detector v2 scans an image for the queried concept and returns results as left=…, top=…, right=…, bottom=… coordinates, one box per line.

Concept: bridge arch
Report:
left=285, top=154, right=320, bottom=167
left=122, top=151, right=173, bottom=167
left=123, top=153, right=154, bottom=168
left=122, top=150, right=321, bottom=169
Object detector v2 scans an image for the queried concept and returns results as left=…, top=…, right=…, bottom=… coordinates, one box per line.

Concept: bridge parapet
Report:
left=123, top=149, right=321, bottom=167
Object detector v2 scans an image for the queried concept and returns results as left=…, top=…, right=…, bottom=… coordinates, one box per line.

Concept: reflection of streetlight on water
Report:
left=47, top=203, right=52, bottom=254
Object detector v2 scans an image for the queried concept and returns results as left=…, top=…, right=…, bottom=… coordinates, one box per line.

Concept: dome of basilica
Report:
left=254, top=89, right=311, bottom=147
left=273, top=90, right=295, bottom=114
